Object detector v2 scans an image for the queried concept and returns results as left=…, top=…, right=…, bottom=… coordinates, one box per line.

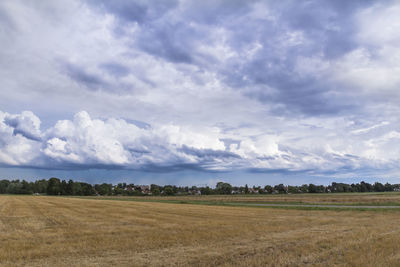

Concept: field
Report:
left=1, top=194, right=400, bottom=266
left=83, top=191, right=400, bottom=206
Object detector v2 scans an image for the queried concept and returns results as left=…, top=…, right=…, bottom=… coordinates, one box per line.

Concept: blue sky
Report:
left=1, top=0, right=400, bottom=186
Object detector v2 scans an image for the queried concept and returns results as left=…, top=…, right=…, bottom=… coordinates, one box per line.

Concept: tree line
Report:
left=0, top=178, right=399, bottom=196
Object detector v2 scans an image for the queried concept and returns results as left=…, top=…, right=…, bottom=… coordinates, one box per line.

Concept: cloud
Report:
left=40, top=111, right=241, bottom=170
left=351, top=121, right=390, bottom=135
left=89, top=0, right=178, bottom=25
left=4, top=111, right=42, bottom=141
left=62, top=62, right=109, bottom=91
left=82, top=0, right=380, bottom=116
left=2, top=0, right=399, bottom=122
left=99, top=62, right=130, bottom=78
left=0, top=110, right=398, bottom=177
left=0, top=111, right=41, bottom=166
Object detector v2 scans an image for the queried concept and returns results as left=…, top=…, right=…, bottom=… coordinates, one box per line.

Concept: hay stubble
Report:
left=1, top=195, right=400, bottom=266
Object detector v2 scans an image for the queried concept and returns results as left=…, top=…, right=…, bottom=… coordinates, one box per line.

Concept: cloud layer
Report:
left=1, top=0, right=400, bottom=181
left=1, top=110, right=400, bottom=177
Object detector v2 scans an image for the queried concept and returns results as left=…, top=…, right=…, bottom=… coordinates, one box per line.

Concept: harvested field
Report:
left=86, top=191, right=400, bottom=206
left=1, top=195, right=400, bottom=266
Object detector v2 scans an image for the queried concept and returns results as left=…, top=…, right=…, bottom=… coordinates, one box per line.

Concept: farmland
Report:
left=1, top=195, right=400, bottom=266
left=82, top=191, right=400, bottom=207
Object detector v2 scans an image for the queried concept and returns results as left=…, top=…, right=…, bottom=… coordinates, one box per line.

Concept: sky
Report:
left=1, top=0, right=400, bottom=186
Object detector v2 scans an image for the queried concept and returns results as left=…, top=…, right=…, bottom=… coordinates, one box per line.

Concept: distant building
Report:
left=135, top=185, right=151, bottom=194
left=248, top=188, right=259, bottom=194
left=189, top=189, right=201, bottom=195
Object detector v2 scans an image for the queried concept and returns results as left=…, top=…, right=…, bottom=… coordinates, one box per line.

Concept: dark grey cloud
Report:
left=62, top=62, right=108, bottom=91
left=88, top=0, right=178, bottom=24
left=182, top=0, right=254, bottom=25
left=135, top=163, right=213, bottom=173
left=10, top=128, right=41, bottom=142
left=214, top=1, right=371, bottom=115
left=123, top=118, right=151, bottom=129
left=276, top=0, right=362, bottom=58
left=61, top=61, right=137, bottom=94
left=179, top=145, right=240, bottom=160
left=247, top=167, right=312, bottom=175
left=4, top=113, right=41, bottom=141
left=137, top=23, right=194, bottom=64
left=0, top=5, right=15, bottom=35
left=99, top=62, right=130, bottom=77
left=85, top=0, right=384, bottom=116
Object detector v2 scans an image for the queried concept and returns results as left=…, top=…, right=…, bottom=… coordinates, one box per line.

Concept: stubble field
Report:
left=86, top=191, right=400, bottom=206
left=1, top=195, right=400, bottom=266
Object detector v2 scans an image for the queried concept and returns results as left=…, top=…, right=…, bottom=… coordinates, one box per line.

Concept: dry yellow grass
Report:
left=1, top=195, right=400, bottom=266
left=115, top=192, right=400, bottom=205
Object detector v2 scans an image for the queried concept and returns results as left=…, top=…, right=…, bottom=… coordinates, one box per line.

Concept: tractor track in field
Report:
left=235, top=203, right=400, bottom=209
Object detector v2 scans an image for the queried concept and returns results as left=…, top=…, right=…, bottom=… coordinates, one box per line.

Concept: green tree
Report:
left=60, top=180, right=68, bottom=195
left=163, top=186, right=174, bottom=196
left=274, top=184, right=287, bottom=194
left=384, top=183, right=393, bottom=192
left=200, top=186, right=212, bottom=195
left=300, top=184, right=309, bottom=193
left=264, top=185, right=273, bottom=194
left=308, top=184, right=318, bottom=193
left=360, top=181, right=371, bottom=192
left=21, top=180, right=33, bottom=194
left=216, top=182, right=232, bottom=195
left=113, top=187, right=124, bottom=195
left=0, top=180, right=11, bottom=194
left=95, top=183, right=113, bottom=195
left=7, top=182, right=23, bottom=194
left=47, top=178, right=62, bottom=195
left=373, top=182, right=384, bottom=192
left=71, top=182, right=82, bottom=195
left=80, top=183, right=95, bottom=195
left=33, top=179, right=48, bottom=194
left=150, top=184, right=161, bottom=195
left=287, top=186, right=299, bottom=194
